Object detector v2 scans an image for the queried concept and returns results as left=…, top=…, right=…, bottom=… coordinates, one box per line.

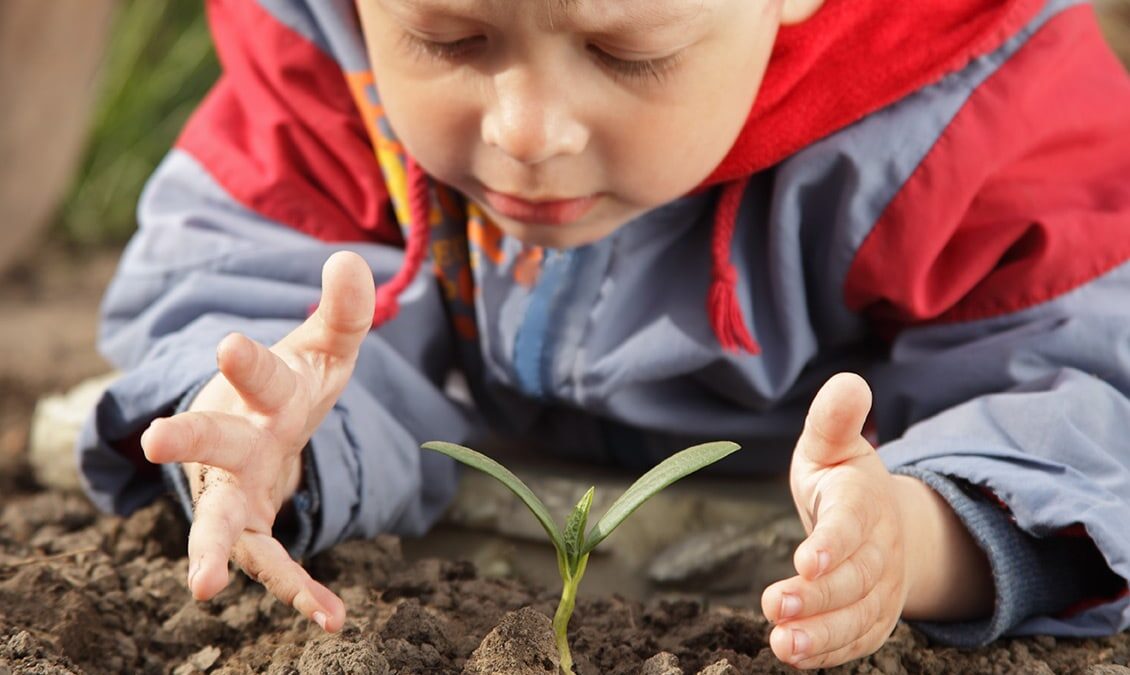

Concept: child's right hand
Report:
left=139, top=251, right=377, bottom=633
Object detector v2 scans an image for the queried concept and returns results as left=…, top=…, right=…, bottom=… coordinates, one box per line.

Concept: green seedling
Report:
left=421, top=440, right=741, bottom=675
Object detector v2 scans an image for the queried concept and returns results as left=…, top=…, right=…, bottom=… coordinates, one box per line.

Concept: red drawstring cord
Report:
left=372, top=155, right=432, bottom=327
left=707, top=178, right=760, bottom=353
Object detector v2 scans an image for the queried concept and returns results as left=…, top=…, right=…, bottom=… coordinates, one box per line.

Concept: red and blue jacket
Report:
left=79, top=0, right=1130, bottom=646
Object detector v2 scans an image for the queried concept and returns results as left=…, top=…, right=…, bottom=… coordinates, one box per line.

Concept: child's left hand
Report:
left=760, top=373, right=909, bottom=668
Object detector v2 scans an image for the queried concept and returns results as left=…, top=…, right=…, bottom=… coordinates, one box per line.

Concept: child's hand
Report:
left=140, top=251, right=377, bottom=633
left=760, top=373, right=910, bottom=669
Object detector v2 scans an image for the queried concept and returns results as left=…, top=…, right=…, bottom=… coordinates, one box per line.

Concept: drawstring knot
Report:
left=707, top=178, right=759, bottom=354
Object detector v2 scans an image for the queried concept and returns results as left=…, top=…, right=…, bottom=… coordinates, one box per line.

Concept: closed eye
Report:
left=401, top=32, right=486, bottom=62
left=587, top=45, right=682, bottom=84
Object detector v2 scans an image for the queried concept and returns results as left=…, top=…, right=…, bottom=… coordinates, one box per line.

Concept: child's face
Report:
left=358, top=0, right=786, bottom=248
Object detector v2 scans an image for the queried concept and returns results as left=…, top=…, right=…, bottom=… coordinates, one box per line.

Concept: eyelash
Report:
left=401, top=33, right=680, bottom=85
left=402, top=33, right=484, bottom=61
left=588, top=46, right=681, bottom=84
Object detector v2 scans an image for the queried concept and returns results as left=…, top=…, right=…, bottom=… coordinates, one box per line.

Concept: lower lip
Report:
left=482, top=189, right=600, bottom=226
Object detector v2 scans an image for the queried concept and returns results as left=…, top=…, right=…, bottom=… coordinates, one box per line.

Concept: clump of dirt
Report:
left=3, top=492, right=1130, bottom=674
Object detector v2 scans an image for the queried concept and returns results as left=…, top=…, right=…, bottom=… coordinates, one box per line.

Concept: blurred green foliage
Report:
left=56, top=0, right=218, bottom=245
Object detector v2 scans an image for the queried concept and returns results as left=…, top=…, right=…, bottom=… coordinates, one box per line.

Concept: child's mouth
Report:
left=482, top=189, right=600, bottom=226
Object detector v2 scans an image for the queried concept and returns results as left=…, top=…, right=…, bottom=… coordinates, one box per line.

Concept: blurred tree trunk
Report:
left=1096, top=0, right=1130, bottom=69
left=0, top=0, right=119, bottom=273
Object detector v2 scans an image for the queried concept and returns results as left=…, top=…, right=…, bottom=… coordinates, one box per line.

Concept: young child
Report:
left=78, top=0, right=1130, bottom=668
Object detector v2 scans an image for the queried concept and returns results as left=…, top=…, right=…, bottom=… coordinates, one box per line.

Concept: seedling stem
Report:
left=422, top=440, right=740, bottom=675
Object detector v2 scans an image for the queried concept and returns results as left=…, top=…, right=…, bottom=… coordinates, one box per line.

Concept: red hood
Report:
left=702, top=0, right=1047, bottom=187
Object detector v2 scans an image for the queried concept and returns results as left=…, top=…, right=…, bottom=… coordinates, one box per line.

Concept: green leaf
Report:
left=581, top=441, right=740, bottom=555
left=563, top=487, right=595, bottom=572
left=421, top=442, right=566, bottom=555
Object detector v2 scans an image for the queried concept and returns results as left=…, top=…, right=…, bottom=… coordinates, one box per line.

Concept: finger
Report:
left=793, top=478, right=877, bottom=579
left=798, top=373, right=873, bottom=467
left=762, top=542, right=885, bottom=622
left=186, top=474, right=248, bottom=601
left=285, top=251, right=376, bottom=361
left=141, top=412, right=269, bottom=474
left=216, top=332, right=297, bottom=413
left=768, top=591, right=890, bottom=668
left=233, top=532, right=346, bottom=632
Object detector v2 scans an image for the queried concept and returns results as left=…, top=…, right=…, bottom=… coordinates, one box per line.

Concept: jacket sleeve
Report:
left=77, top=149, right=473, bottom=558
left=844, top=5, right=1130, bottom=644
left=78, top=0, right=475, bottom=558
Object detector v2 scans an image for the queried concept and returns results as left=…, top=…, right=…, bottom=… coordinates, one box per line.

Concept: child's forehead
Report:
left=389, top=0, right=712, bottom=31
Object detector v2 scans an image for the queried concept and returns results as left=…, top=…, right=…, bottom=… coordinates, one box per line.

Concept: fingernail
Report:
left=313, top=611, right=328, bottom=631
left=792, top=628, right=810, bottom=658
left=816, top=550, right=831, bottom=576
left=780, top=593, right=801, bottom=619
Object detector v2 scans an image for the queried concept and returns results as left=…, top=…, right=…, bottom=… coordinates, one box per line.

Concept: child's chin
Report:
left=501, top=221, right=616, bottom=250
left=494, top=211, right=630, bottom=250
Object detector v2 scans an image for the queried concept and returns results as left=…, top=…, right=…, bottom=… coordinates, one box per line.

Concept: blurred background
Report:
left=1, top=0, right=218, bottom=270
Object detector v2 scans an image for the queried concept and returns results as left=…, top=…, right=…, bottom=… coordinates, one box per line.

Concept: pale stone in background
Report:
left=29, top=371, right=120, bottom=491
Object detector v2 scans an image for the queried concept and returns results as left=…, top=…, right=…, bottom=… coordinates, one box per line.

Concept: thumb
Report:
left=285, top=251, right=376, bottom=360
left=798, top=372, right=874, bottom=467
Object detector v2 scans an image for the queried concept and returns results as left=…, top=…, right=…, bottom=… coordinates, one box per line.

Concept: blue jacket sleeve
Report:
left=840, top=8, right=1130, bottom=643
left=77, top=149, right=475, bottom=558
left=873, top=261, right=1130, bottom=643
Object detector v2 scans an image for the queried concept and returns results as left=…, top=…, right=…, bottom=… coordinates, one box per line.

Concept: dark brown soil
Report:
left=3, top=241, right=1130, bottom=674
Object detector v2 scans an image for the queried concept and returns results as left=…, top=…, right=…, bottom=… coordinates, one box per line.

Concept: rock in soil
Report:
left=697, top=659, right=740, bottom=675
left=462, top=606, right=559, bottom=675
left=641, top=651, right=683, bottom=675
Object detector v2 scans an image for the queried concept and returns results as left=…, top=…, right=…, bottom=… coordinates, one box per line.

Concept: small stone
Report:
left=1085, top=666, right=1130, bottom=675
left=159, top=603, right=226, bottom=644
left=6, top=630, right=42, bottom=659
left=1032, top=635, right=1056, bottom=650
left=871, top=650, right=905, bottom=675
left=1013, top=660, right=1055, bottom=675
left=219, top=595, right=260, bottom=631
left=641, top=652, right=683, bottom=675
left=189, top=645, right=222, bottom=671
left=28, top=373, right=119, bottom=491
left=696, top=658, right=739, bottom=675
left=462, top=606, right=559, bottom=675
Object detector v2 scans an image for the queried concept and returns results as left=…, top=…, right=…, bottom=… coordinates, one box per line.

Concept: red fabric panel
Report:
left=845, top=6, right=1130, bottom=332
left=176, top=0, right=398, bottom=245
left=701, top=0, right=1046, bottom=187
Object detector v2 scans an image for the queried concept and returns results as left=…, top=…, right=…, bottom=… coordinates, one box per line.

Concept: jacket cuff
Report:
left=894, top=467, right=1115, bottom=647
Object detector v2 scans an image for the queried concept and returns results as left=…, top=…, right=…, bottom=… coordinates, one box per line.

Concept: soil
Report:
left=3, top=240, right=1130, bottom=674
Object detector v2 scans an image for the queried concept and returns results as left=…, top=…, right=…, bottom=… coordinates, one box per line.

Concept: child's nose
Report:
left=481, top=68, right=589, bottom=165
